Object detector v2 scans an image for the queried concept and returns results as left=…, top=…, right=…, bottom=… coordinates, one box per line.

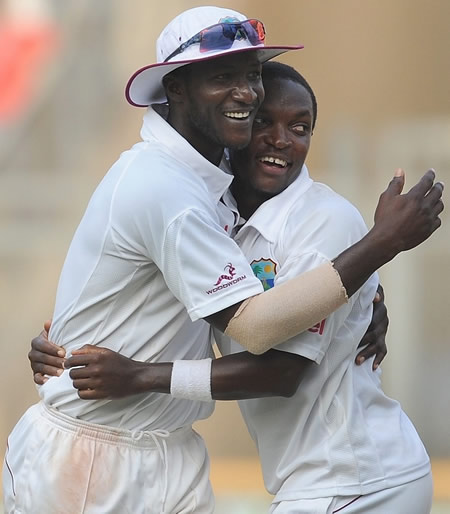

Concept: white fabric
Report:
left=126, top=6, right=303, bottom=106
left=170, top=358, right=213, bottom=402
left=3, top=402, right=214, bottom=514
left=157, top=7, right=250, bottom=63
left=225, top=261, right=347, bottom=354
left=35, top=106, right=262, bottom=432
left=269, top=473, right=433, bottom=513
left=217, top=165, right=430, bottom=501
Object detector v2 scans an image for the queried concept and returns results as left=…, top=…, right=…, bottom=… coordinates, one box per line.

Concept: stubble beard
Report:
left=188, top=110, right=251, bottom=152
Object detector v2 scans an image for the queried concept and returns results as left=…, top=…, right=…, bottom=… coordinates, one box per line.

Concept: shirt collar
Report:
left=140, top=106, right=233, bottom=203
left=237, top=165, right=314, bottom=243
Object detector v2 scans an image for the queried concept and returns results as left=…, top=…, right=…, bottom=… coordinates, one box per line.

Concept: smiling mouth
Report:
left=224, top=111, right=251, bottom=119
left=259, top=156, right=288, bottom=168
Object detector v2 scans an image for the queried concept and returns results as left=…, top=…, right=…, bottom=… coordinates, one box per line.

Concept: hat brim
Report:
left=125, top=44, right=304, bottom=107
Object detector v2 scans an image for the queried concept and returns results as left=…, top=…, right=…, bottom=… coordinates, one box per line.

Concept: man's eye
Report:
left=249, top=71, right=262, bottom=81
left=293, top=125, right=308, bottom=134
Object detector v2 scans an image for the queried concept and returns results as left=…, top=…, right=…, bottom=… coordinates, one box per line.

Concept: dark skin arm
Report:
left=28, top=323, right=310, bottom=398
left=29, top=286, right=388, bottom=396
left=206, top=169, right=443, bottom=331
left=61, top=346, right=311, bottom=401
left=29, top=169, right=440, bottom=387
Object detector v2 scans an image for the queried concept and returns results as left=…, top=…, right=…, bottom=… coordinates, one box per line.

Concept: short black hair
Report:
left=262, top=61, right=317, bottom=130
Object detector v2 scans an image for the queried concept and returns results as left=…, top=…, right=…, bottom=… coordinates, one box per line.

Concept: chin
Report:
left=253, top=186, right=280, bottom=198
left=254, top=180, right=285, bottom=197
left=223, top=133, right=252, bottom=151
left=230, top=140, right=251, bottom=151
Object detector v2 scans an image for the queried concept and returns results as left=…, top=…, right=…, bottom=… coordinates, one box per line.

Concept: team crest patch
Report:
left=251, top=258, right=277, bottom=291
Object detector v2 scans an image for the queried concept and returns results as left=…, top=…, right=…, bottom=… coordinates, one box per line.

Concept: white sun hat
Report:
left=125, top=5, right=304, bottom=107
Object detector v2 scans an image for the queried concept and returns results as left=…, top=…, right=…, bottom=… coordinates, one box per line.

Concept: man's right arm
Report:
left=206, top=169, right=443, bottom=354
left=30, top=168, right=443, bottom=377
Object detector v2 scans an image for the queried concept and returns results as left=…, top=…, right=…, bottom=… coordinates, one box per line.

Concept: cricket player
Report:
left=9, top=7, right=443, bottom=514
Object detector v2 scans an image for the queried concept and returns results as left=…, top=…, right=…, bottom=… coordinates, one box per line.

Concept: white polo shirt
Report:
left=217, top=166, right=430, bottom=500
left=39, top=106, right=263, bottom=432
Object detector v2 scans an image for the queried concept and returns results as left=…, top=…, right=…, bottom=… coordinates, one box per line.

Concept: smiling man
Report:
left=4, top=6, right=443, bottom=514
left=47, top=62, right=437, bottom=513
left=222, top=62, right=434, bottom=513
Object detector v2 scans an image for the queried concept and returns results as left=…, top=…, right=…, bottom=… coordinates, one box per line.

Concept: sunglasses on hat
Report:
left=164, top=19, right=266, bottom=62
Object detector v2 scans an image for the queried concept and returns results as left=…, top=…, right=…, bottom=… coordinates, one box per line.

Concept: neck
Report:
left=167, top=109, right=224, bottom=167
left=231, top=179, right=273, bottom=220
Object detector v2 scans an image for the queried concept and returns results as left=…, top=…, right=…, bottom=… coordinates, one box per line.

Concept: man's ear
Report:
left=163, top=73, right=185, bottom=104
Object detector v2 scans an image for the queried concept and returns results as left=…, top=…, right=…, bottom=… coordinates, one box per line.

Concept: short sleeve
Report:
left=108, top=153, right=263, bottom=321
left=160, top=209, right=263, bottom=320
left=272, top=251, right=358, bottom=362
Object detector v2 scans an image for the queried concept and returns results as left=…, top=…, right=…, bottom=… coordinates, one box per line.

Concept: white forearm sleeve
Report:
left=224, top=261, right=348, bottom=354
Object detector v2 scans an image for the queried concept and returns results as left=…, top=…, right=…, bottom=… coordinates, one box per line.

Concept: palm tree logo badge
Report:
left=251, top=258, right=277, bottom=291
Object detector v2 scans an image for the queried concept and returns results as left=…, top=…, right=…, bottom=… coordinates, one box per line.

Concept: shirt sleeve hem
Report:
left=187, top=282, right=264, bottom=321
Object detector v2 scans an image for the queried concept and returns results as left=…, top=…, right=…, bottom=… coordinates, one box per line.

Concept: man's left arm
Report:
left=29, top=285, right=389, bottom=398
left=57, top=345, right=311, bottom=400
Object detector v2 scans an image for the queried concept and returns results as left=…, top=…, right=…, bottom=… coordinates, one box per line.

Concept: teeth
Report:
left=224, top=112, right=250, bottom=119
left=260, top=156, right=288, bottom=167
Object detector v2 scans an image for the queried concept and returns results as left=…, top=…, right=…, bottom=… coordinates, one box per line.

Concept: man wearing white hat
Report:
left=3, top=6, right=443, bottom=514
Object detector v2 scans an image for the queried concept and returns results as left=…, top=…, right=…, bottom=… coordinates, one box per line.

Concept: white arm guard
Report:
left=224, top=261, right=348, bottom=355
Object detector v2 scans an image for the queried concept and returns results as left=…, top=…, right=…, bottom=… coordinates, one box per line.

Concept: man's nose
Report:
left=266, top=124, right=292, bottom=149
left=230, top=79, right=258, bottom=104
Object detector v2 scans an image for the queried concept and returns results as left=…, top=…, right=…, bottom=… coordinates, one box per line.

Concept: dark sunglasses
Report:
left=164, top=19, right=266, bottom=62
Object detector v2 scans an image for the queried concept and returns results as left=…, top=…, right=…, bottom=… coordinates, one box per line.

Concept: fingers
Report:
left=71, top=377, right=107, bottom=400
left=425, top=183, right=445, bottom=219
left=69, top=365, right=99, bottom=379
left=372, top=344, right=388, bottom=370
left=71, top=344, right=105, bottom=356
left=72, top=377, right=96, bottom=390
left=357, top=285, right=388, bottom=368
left=406, top=169, right=436, bottom=197
left=28, top=350, right=65, bottom=378
left=355, top=347, right=369, bottom=364
left=43, top=319, right=52, bottom=333
left=425, top=181, right=444, bottom=202
left=376, top=283, right=385, bottom=302
left=355, top=339, right=387, bottom=368
left=31, top=330, right=65, bottom=358
left=29, top=346, right=65, bottom=367
left=383, top=168, right=405, bottom=197
left=30, top=359, right=64, bottom=377
left=65, top=348, right=107, bottom=369
left=432, top=198, right=445, bottom=218
left=34, top=372, right=49, bottom=385
left=78, top=389, right=104, bottom=400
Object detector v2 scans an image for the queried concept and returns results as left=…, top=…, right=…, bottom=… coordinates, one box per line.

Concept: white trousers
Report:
left=270, top=472, right=433, bottom=514
left=3, top=402, right=214, bottom=514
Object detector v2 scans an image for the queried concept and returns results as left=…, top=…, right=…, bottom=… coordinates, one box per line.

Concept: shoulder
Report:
left=112, top=144, right=214, bottom=216
left=289, top=181, right=366, bottom=232
left=280, top=181, right=369, bottom=259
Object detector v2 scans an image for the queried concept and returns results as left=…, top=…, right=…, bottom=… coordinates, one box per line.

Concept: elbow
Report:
left=279, top=383, right=300, bottom=398
left=247, top=345, right=267, bottom=356
left=239, top=337, right=273, bottom=355
left=278, top=371, right=304, bottom=397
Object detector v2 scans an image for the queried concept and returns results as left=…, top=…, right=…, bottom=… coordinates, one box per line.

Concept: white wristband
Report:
left=170, top=358, right=213, bottom=402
